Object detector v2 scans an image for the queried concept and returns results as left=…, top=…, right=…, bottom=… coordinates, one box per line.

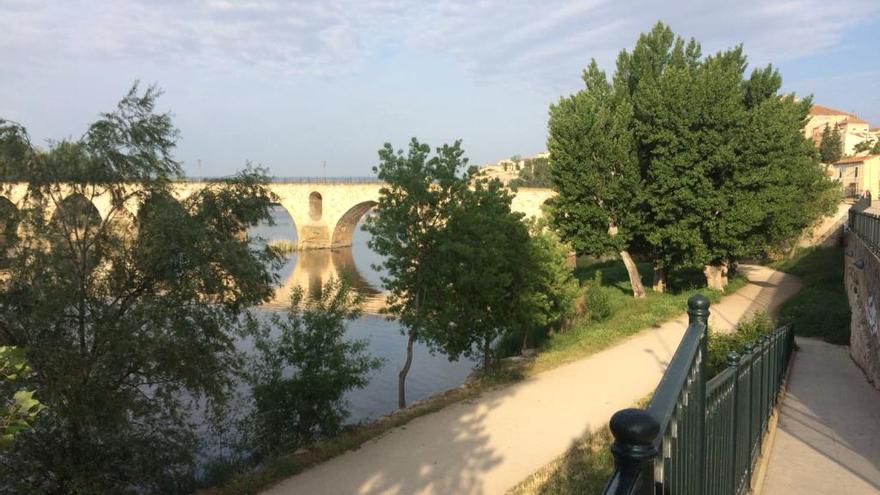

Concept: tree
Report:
left=853, top=138, right=878, bottom=154
left=0, top=85, right=280, bottom=493
left=247, top=278, right=382, bottom=457
left=509, top=157, right=553, bottom=188
left=364, top=139, right=470, bottom=408
left=614, top=22, right=704, bottom=291
left=0, top=347, right=44, bottom=447
left=820, top=124, right=843, bottom=163
left=425, top=177, right=535, bottom=368
left=561, top=22, right=836, bottom=290
left=515, top=221, right=579, bottom=351
left=732, top=68, right=838, bottom=260
left=547, top=59, right=648, bottom=298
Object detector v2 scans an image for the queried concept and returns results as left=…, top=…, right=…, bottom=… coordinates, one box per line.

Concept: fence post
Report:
left=687, top=294, right=710, bottom=494
left=727, top=351, right=741, bottom=495
left=605, top=408, right=660, bottom=495
left=743, top=341, right=756, bottom=484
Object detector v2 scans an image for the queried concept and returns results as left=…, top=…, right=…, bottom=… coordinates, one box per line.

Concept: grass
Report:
left=267, top=239, right=300, bottom=254
left=209, top=259, right=748, bottom=494
left=769, top=246, right=850, bottom=345
left=530, top=260, right=746, bottom=373
left=507, top=396, right=651, bottom=495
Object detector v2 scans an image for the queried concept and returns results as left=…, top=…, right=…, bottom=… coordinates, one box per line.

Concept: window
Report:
left=855, top=167, right=859, bottom=178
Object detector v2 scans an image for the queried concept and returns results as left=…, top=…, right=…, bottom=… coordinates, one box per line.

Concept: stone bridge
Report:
left=0, top=180, right=555, bottom=249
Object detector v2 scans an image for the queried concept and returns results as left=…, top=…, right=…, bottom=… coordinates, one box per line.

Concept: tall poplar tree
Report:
left=548, top=60, right=647, bottom=298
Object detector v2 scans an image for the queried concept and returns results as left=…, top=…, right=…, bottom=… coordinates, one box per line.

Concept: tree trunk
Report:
left=652, top=264, right=667, bottom=293
left=397, top=329, right=416, bottom=409
left=619, top=250, right=646, bottom=299
left=483, top=337, right=492, bottom=370
left=703, top=261, right=729, bottom=291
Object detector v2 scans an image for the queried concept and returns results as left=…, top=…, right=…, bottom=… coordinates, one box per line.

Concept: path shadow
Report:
left=769, top=339, right=880, bottom=491
left=268, top=382, right=517, bottom=495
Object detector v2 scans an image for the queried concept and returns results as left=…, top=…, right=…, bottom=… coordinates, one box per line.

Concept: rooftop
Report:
left=834, top=154, right=880, bottom=165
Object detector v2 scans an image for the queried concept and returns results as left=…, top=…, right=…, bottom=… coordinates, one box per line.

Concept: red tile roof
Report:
left=834, top=154, right=880, bottom=165
left=810, top=104, right=857, bottom=116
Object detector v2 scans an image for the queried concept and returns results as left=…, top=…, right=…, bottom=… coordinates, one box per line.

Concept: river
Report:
left=247, top=205, right=476, bottom=423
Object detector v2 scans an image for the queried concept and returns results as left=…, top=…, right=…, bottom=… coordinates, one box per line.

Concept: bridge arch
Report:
left=309, top=191, right=323, bottom=221
left=331, top=200, right=377, bottom=248
left=52, top=193, right=101, bottom=236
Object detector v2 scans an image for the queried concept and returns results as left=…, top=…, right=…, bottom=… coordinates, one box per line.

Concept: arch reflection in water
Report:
left=246, top=205, right=475, bottom=422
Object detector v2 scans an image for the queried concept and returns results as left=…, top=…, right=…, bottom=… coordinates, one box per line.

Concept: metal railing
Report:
left=602, top=295, right=795, bottom=495
left=849, top=193, right=879, bottom=255
left=181, top=176, right=382, bottom=184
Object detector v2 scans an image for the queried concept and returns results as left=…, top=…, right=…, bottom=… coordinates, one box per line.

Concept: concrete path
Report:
left=263, top=265, right=801, bottom=495
left=761, top=338, right=880, bottom=494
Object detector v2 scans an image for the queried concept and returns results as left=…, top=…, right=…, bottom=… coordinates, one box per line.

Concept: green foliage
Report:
left=0, top=347, right=44, bottom=447
left=247, top=279, right=382, bottom=457
left=547, top=59, right=641, bottom=259
left=771, top=247, right=850, bottom=344
left=585, top=272, right=613, bottom=322
left=553, top=22, right=836, bottom=287
left=0, top=84, right=281, bottom=493
left=852, top=138, right=880, bottom=155
left=706, top=312, right=773, bottom=378
left=364, top=138, right=471, bottom=406
left=820, top=124, right=844, bottom=163
left=509, top=157, right=553, bottom=188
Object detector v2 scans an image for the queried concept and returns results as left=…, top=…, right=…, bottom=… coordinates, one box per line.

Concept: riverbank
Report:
left=206, top=263, right=796, bottom=495
left=255, top=264, right=799, bottom=495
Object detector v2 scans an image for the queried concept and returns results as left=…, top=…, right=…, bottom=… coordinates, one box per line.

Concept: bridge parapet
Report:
left=0, top=182, right=554, bottom=249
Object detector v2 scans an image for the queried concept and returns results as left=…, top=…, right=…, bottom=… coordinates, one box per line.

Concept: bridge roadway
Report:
left=0, top=179, right=554, bottom=250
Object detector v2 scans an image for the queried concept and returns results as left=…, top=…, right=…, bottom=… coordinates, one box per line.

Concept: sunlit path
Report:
left=261, top=265, right=801, bottom=495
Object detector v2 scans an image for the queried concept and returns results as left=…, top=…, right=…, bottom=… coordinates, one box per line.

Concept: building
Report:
left=805, top=104, right=875, bottom=156
left=831, top=154, right=880, bottom=198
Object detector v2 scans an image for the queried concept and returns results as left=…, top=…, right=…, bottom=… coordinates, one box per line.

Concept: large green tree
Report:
left=547, top=60, right=647, bottom=298
left=558, top=22, right=836, bottom=290
left=0, top=85, right=280, bottom=493
left=426, top=177, right=536, bottom=368
left=364, top=139, right=471, bottom=408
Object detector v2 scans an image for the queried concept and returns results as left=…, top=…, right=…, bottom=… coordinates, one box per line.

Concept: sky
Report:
left=1, top=0, right=879, bottom=178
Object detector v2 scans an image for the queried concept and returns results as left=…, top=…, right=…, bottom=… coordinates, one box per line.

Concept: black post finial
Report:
left=726, top=351, right=741, bottom=367
left=687, top=293, right=710, bottom=326
left=604, top=408, right=659, bottom=495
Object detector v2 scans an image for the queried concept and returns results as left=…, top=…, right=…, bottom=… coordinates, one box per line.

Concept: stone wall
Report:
left=844, top=231, right=880, bottom=388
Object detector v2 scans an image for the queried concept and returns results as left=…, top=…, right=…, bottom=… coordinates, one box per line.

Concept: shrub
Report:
left=585, top=271, right=613, bottom=322
left=706, top=312, right=773, bottom=378
left=247, top=279, right=383, bottom=457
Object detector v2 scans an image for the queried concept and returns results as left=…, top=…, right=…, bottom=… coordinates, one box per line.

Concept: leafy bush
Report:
left=706, top=312, right=773, bottom=378
left=247, top=279, right=383, bottom=457
left=585, top=271, right=613, bottom=322
left=771, top=247, right=849, bottom=344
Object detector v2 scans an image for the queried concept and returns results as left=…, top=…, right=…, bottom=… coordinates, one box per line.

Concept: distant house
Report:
left=805, top=104, right=875, bottom=156
left=830, top=154, right=880, bottom=198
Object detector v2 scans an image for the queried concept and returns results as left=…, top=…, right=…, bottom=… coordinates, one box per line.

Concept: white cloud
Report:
left=0, top=0, right=878, bottom=88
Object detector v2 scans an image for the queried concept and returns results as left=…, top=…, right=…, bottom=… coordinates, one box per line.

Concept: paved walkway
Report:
left=263, top=265, right=801, bottom=495
left=761, top=338, right=880, bottom=494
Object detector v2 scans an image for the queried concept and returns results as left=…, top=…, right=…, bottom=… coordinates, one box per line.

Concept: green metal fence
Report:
left=849, top=205, right=880, bottom=255
left=602, top=295, right=794, bottom=495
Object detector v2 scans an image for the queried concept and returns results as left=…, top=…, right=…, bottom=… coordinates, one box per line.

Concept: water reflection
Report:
left=247, top=206, right=475, bottom=422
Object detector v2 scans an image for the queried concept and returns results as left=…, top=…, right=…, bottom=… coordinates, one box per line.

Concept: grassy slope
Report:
left=770, top=246, right=850, bottom=344
left=531, top=260, right=746, bottom=373
left=210, top=260, right=747, bottom=494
